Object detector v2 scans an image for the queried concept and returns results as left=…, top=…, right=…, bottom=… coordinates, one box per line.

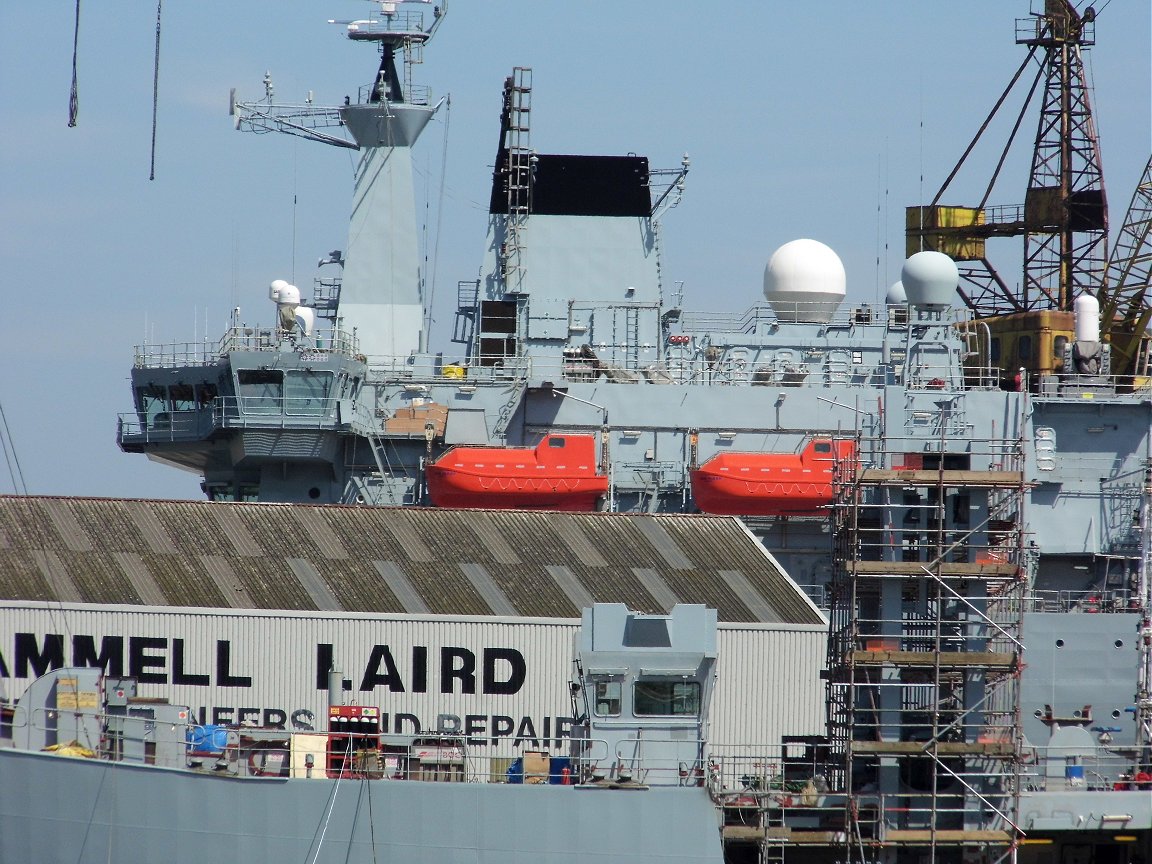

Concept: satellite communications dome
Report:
left=900, top=251, right=958, bottom=310
left=762, top=238, right=846, bottom=323
left=886, top=280, right=907, bottom=305
left=269, top=279, right=301, bottom=305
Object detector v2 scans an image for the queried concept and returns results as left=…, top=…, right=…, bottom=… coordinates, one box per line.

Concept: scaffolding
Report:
left=825, top=428, right=1028, bottom=862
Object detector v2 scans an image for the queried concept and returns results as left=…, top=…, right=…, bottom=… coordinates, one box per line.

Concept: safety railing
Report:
left=9, top=707, right=710, bottom=790
left=118, top=396, right=347, bottom=442
left=708, top=743, right=828, bottom=797
left=1019, top=745, right=1142, bottom=791
left=1025, top=588, right=1141, bottom=614
left=133, top=326, right=359, bottom=368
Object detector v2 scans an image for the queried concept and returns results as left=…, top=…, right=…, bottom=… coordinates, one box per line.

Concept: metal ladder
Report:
left=503, top=67, right=532, bottom=294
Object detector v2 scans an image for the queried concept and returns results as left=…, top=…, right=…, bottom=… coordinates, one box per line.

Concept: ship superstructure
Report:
left=108, top=1, right=1152, bottom=862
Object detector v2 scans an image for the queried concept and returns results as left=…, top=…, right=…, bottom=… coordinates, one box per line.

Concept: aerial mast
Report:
left=230, top=1, right=448, bottom=361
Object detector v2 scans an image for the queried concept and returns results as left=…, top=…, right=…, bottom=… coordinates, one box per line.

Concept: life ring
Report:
left=248, top=749, right=282, bottom=777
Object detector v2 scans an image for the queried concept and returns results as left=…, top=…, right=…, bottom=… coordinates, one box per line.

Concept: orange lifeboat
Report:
left=426, top=434, right=608, bottom=511
left=691, top=438, right=856, bottom=516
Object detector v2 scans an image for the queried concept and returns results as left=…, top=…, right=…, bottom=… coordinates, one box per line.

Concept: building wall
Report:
left=0, top=603, right=826, bottom=753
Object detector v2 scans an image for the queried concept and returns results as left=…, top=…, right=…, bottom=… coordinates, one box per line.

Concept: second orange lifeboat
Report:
left=691, top=438, right=856, bottom=517
left=426, top=434, right=608, bottom=511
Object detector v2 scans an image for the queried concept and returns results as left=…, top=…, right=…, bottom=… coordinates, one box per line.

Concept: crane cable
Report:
left=149, top=0, right=163, bottom=180
left=68, top=0, right=80, bottom=127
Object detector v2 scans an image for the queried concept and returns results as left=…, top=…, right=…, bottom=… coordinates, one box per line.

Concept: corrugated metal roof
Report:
left=0, top=497, right=825, bottom=625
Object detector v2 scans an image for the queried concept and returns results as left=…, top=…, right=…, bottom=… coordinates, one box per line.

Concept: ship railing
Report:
left=118, top=396, right=346, bottom=440
left=363, top=353, right=534, bottom=383
left=677, top=303, right=932, bottom=335
left=707, top=743, right=829, bottom=797
left=216, top=395, right=342, bottom=423
left=354, top=82, right=432, bottom=107
left=903, top=362, right=968, bottom=392
left=186, top=727, right=577, bottom=783
left=1025, top=588, right=1138, bottom=614
left=131, top=340, right=221, bottom=368
left=117, top=409, right=217, bottom=442
left=570, top=735, right=708, bottom=787
left=132, top=327, right=360, bottom=368
left=216, top=326, right=359, bottom=358
left=1020, top=745, right=1140, bottom=791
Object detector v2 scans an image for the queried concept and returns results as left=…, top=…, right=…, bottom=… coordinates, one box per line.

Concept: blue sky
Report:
left=0, top=1, right=1148, bottom=499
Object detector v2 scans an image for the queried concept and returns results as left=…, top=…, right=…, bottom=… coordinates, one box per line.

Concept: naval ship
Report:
left=6, top=0, right=1151, bottom=860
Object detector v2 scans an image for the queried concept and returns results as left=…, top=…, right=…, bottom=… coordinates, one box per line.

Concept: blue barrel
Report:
left=186, top=724, right=229, bottom=753
left=506, top=757, right=524, bottom=784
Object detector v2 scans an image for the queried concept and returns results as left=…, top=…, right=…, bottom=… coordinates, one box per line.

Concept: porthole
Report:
left=1056, top=639, right=1065, bottom=648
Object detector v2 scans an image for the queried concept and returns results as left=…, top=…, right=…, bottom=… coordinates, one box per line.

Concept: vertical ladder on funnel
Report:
left=502, top=67, right=532, bottom=295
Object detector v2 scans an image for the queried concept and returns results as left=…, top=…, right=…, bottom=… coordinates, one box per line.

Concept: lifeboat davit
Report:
left=691, top=438, right=856, bottom=516
left=426, top=434, right=608, bottom=511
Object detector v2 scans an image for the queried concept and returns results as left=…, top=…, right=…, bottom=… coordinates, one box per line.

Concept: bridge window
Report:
left=197, top=383, right=219, bottom=407
left=634, top=680, right=701, bottom=717
left=592, top=679, right=622, bottom=717
left=285, top=370, right=333, bottom=416
left=548, top=437, right=566, bottom=448
left=169, top=383, right=196, bottom=412
left=136, top=385, right=168, bottom=427
left=237, top=369, right=283, bottom=415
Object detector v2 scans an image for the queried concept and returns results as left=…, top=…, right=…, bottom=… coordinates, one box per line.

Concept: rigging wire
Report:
left=0, top=401, right=28, bottom=496
left=423, top=95, right=451, bottom=345
left=68, top=0, right=81, bottom=127
left=366, top=773, right=380, bottom=864
left=149, top=0, right=163, bottom=181
left=306, top=745, right=347, bottom=863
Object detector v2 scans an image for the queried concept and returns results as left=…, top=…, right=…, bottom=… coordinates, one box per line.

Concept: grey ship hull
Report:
left=0, top=747, right=723, bottom=863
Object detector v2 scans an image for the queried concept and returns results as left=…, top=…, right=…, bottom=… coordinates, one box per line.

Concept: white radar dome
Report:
left=269, top=279, right=301, bottom=305
left=900, top=251, right=958, bottom=310
left=886, top=281, right=907, bottom=305
left=762, top=239, right=846, bottom=323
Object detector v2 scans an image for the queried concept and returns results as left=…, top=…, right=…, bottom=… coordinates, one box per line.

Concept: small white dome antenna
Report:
left=270, top=279, right=303, bottom=334
left=901, top=251, right=958, bottom=310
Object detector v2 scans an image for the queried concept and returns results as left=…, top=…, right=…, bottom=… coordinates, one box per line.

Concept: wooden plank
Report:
left=725, top=825, right=1014, bottom=846
left=852, top=741, right=1016, bottom=756
left=722, top=826, right=764, bottom=842
left=884, top=829, right=1013, bottom=844
left=723, top=827, right=847, bottom=843
left=849, top=561, right=1019, bottom=577
left=857, top=469, right=1023, bottom=488
left=848, top=650, right=1017, bottom=669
